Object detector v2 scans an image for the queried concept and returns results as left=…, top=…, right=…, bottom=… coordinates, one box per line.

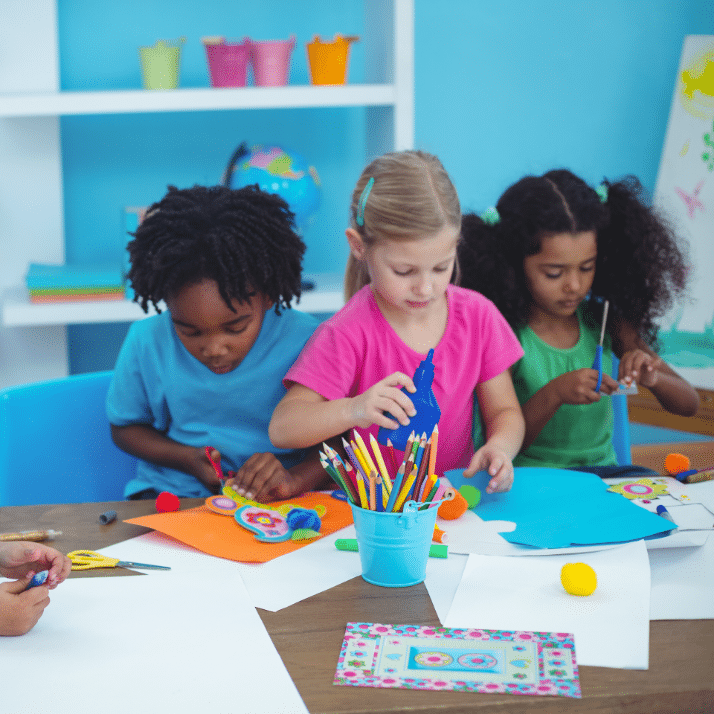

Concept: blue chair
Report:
left=0, top=371, right=137, bottom=506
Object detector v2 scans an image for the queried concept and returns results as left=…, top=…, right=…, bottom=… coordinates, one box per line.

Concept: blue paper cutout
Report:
left=444, top=466, right=674, bottom=548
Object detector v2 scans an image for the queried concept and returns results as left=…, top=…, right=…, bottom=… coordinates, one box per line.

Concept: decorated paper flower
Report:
left=607, top=478, right=669, bottom=500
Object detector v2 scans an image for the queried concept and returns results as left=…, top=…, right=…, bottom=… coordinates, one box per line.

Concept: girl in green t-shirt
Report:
left=459, top=169, right=699, bottom=475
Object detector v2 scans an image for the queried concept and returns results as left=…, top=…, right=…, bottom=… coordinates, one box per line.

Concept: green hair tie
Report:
left=356, top=177, right=374, bottom=227
left=480, top=206, right=500, bottom=225
left=595, top=183, right=608, bottom=203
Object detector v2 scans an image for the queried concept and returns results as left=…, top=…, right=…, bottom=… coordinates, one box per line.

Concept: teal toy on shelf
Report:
left=378, top=348, right=441, bottom=451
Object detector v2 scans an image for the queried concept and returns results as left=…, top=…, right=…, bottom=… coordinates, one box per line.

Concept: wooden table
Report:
left=1, top=468, right=713, bottom=714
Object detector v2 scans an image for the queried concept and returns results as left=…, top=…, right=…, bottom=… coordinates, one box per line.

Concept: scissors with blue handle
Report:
left=591, top=299, right=609, bottom=392
left=67, top=550, right=171, bottom=571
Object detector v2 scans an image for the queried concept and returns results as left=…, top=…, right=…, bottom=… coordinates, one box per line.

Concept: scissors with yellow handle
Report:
left=67, top=550, right=171, bottom=571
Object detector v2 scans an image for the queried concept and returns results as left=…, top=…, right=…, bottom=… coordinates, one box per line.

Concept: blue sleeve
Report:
left=106, top=321, right=169, bottom=431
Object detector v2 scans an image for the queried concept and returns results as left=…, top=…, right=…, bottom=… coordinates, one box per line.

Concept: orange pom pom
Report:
left=438, top=489, right=468, bottom=520
left=665, top=452, right=690, bottom=475
left=156, top=491, right=180, bottom=513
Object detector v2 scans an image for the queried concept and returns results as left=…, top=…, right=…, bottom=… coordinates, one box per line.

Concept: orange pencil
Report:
left=428, top=423, right=439, bottom=476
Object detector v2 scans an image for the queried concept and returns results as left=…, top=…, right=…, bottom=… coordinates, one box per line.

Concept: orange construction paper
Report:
left=125, top=492, right=353, bottom=563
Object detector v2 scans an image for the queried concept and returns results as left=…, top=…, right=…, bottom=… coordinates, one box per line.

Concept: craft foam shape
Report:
left=234, top=505, right=292, bottom=543
left=607, top=479, right=669, bottom=500
left=221, top=483, right=327, bottom=518
left=443, top=467, right=674, bottom=549
left=377, top=348, right=441, bottom=450
left=125, top=491, right=352, bottom=563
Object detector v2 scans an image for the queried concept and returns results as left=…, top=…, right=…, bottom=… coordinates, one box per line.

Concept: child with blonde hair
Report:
left=270, top=151, right=525, bottom=493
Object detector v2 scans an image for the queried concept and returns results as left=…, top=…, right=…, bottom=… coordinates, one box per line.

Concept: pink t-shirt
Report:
left=284, top=284, right=523, bottom=474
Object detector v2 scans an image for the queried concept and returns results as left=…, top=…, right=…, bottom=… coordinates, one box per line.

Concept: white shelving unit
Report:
left=0, top=0, right=414, bottom=389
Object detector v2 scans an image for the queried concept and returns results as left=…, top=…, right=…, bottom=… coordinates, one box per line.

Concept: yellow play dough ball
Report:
left=560, top=562, right=597, bottom=596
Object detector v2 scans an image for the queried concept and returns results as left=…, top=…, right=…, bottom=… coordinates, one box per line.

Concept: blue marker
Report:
left=656, top=505, right=676, bottom=525
left=24, top=570, right=49, bottom=591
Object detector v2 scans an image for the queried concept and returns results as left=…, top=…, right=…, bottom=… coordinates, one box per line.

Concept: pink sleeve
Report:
left=477, top=297, right=524, bottom=383
left=283, top=322, right=362, bottom=400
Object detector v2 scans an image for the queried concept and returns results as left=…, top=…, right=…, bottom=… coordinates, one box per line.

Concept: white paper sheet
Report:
left=241, top=524, right=362, bottom=611
left=442, top=540, right=651, bottom=669
left=95, top=526, right=361, bottom=612
left=0, top=568, right=308, bottom=714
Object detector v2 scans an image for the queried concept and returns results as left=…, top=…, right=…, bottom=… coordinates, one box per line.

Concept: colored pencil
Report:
left=369, top=432, right=393, bottom=494
left=368, top=469, right=377, bottom=510
left=320, top=454, right=355, bottom=504
left=355, top=470, right=369, bottom=509
left=342, top=437, right=366, bottom=479
left=393, top=464, right=418, bottom=512
left=428, top=480, right=450, bottom=507
left=413, top=444, right=432, bottom=501
left=323, top=444, right=359, bottom=503
left=385, top=462, right=406, bottom=512
left=349, top=438, right=371, bottom=480
left=386, top=438, right=398, bottom=479
left=428, top=424, right=439, bottom=476
left=353, top=429, right=379, bottom=480
left=375, top=476, right=384, bottom=512
left=419, top=473, right=438, bottom=503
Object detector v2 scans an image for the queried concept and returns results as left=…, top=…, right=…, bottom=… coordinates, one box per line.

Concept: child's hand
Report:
left=0, top=543, right=71, bottom=589
left=463, top=444, right=515, bottom=494
left=226, top=453, right=293, bottom=503
left=350, top=372, right=416, bottom=430
left=618, top=349, right=662, bottom=389
left=194, top=447, right=225, bottom=491
left=553, top=369, right=619, bottom=404
left=0, top=577, right=50, bottom=636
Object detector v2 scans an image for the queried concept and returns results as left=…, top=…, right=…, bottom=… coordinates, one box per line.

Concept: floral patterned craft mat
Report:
left=334, top=622, right=581, bottom=698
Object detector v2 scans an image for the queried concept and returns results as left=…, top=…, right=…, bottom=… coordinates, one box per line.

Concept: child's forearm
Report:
left=520, top=386, right=561, bottom=450
left=647, top=370, right=700, bottom=417
left=485, top=405, right=526, bottom=459
left=286, top=448, right=334, bottom=493
left=270, top=397, right=357, bottom=449
left=110, top=424, right=204, bottom=477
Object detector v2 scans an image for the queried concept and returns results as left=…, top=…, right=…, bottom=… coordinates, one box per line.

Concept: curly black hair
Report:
left=458, top=169, right=689, bottom=351
left=127, top=184, right=305, bottom=315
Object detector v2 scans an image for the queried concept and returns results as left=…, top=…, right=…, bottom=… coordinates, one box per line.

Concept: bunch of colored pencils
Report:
left=319, top=426, right=446, bottom=512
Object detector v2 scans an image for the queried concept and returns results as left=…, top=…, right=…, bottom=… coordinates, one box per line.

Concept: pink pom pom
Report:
left=156, top=491, right=180, bottom=513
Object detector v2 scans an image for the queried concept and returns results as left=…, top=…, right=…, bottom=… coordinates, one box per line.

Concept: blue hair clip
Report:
left=595, top=183, right=608, bottom=203
left=356, top=177, right=374, bottom=227
left=480, top=206, right=500, bottom=225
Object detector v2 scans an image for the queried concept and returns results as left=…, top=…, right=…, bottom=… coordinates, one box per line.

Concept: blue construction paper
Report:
left=444, top=467, right=673, bottom=549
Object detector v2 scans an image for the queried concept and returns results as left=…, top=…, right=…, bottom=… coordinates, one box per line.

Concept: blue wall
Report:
left=60, top=1, right=713, bottom=418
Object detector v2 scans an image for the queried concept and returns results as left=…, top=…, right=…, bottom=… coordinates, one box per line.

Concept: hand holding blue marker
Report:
left=24, top=570, right=49, bottom=591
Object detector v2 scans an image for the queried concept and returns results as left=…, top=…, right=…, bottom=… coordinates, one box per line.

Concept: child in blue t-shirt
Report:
left=107, top=184, right=327, bottom=501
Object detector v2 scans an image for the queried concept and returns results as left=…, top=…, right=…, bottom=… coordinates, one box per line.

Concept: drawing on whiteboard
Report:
left=674, top=180, right=705, bottom=218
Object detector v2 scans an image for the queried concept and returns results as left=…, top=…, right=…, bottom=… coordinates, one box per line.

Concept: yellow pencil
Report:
left=393, top=464, right=418, bottom=512
left=355, top=470, right=369, bottom=509
left=428, top=423, right=439, bottom=477
left=350, top=439, right=371, bottom=479
left=353, top=429, right=379, bottom=480
left=369, top=432, right=393, bottom=494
